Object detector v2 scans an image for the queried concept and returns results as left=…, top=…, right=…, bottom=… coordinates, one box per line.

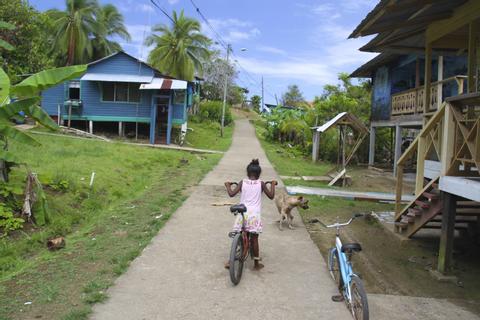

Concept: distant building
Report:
left=40, top=51, right=196, bottom=145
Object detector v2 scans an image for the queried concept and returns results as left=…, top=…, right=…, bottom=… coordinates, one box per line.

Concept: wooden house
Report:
left=40, top=51, right=195, bottom=145
left=350, top=0, right=480, bottom=275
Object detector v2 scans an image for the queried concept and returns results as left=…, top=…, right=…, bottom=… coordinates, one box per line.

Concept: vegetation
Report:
left=146, top=10, right=211, bottom=81
left=187, top=120, right=233, bottom=151
left=0, top=0, right=56, bottom=82
left=281, top=84, right=308, bottom=109
left=47, top=0, right=130, bottom=65
left=197, top=100, right=233, bottom=126
left=259, top=74, right=374, bottom=163
left=0, top=134, right=222, bottom=319
left=251, top=95, right=261, bottom=112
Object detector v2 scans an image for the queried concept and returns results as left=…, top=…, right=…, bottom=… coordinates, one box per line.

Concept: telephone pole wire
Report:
left=221, top=44, right=231, bottom=137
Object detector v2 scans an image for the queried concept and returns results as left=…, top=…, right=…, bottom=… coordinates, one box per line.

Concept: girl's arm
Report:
left=261, top=180, right=277, bottom=200
left=225, top=180, right=242, bottom=197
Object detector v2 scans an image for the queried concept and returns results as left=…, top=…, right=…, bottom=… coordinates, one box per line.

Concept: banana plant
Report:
left=0, top=65, right=87, bottom=181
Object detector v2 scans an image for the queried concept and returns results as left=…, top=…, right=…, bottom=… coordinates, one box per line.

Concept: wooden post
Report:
left=68, top=104, right=72, bottom=128
left=441, top=104, right=455, bottom=175
left=57, top=104, right=61, bottom=126
left=312, top=130, right=320, bottom=162
left=415, top=135, right=426, bottom=193
left=341, top=126, right=346, bottom=187
left=467, top=22, right=477, bottom=93
left=395, top=164, right=404, bottom=216
left=88, top=121, right=93, bottom=134
left=437, top=55, right=443, bottom=109
left=393, top=125, right=402, bottom=177
left=423, top=43, right=432, bottom=114
left=118, top=122, right=123, bottom=137
left=369, top=125, right=375, bottom=165
left=438, top=192, right=456, bottom=274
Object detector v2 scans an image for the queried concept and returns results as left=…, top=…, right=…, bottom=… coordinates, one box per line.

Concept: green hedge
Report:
left=199, top=100, right=233, bottom=125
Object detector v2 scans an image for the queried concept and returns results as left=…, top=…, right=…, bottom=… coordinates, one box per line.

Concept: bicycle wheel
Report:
left=349, top=275, right=369, bottom=320
left=229, top=233, right=244, bottom=285
left=327, top=248, right=342, bottom=289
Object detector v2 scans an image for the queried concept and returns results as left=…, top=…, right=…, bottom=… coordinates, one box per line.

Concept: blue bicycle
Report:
left=317, top=214, right=369, bottom=320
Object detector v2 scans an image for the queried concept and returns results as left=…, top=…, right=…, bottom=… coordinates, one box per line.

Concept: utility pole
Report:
left=261, top=76, right=264, bottom=112
left=221, top=43, right=231, bottom=137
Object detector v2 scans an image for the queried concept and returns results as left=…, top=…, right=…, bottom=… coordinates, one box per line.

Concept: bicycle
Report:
left=315, top=213, right=369, bottom=320
left=227, top=203, right=254, bottom=285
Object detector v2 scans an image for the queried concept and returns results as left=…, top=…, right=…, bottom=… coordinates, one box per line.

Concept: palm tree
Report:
left=48, top=0, right=98, bottom=65
left=145, top=10, right=211, bottom=81
left=91, top=4, right=131, bottom=60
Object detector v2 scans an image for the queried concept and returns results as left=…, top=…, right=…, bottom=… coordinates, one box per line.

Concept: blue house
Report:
left=41, top=51, right=194, bottom=144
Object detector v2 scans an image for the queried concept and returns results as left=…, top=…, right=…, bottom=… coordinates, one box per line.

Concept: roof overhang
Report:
left=81, top=73, right=154, bottom=83
left=312, top=112, right=369, bottom=133
left=140, top=78, right=188, bottom=90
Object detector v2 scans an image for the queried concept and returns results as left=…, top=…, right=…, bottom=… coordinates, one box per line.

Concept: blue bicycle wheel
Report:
left=349, top=275, right=369, bottom=320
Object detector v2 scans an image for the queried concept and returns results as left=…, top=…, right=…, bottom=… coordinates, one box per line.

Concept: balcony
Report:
left=391, top=75, right=466, bottom=116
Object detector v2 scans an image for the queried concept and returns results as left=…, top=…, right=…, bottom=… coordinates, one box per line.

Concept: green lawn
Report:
left=0, top=133, right=223, bottom=319
left=186, top=120, right=234, bottom=151
left=253, top=120, right=333, bottom=177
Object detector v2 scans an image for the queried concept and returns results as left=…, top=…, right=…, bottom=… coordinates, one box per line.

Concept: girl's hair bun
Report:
left=250, top=159, right=260, bottom=165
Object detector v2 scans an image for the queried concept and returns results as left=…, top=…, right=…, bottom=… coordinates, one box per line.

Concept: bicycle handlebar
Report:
left=313, top=213, right=364, bottom=229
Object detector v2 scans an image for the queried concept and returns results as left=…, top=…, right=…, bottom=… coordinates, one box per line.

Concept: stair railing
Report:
left=395, top=102, right=448, bottom=218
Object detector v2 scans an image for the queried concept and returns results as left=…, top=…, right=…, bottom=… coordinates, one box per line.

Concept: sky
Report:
left=29, top=0, right=378, bottom=104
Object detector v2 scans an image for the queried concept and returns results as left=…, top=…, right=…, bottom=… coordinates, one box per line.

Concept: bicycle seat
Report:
left=230, top=204, right=247, bottom=213
left=341, top=242, right=362, bottom=253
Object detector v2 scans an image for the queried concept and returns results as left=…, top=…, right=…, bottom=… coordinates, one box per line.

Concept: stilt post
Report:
left=438, top=192, right=456, bottom=274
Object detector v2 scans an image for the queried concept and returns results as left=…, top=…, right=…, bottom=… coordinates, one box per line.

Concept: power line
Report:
left=150, top=0, right=174, bottom=23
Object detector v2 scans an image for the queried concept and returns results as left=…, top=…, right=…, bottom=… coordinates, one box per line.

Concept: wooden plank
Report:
left=467, top=21, right=477, bottom=93
left=426, top=0, right=480, bottom=44
left=396, top=177, right=439, bottom=221
left=437, top=192, right=456, bottom=274
left=441, top=104, right=456, bottom=175
left=416, top=135, right=427, bottom=193
left=328, top=168, right=346, bottom=187
left=395, top=164, right=404, bottom=216
left=423, top=43, right=432, bottom=114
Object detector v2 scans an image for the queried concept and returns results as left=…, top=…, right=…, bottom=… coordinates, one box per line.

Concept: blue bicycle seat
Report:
left=341, top=243, right=362, bottom=253
left=230, top=204, right=247, bottom=213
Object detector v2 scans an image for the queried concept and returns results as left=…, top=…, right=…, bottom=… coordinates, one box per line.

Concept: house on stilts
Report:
left=350, top=0, right=480, bottom=275
left=40, top=51, right=195, bottom=145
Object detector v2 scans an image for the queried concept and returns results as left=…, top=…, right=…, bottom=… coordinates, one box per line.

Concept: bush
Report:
left=198, top=100, right=232, bottom=125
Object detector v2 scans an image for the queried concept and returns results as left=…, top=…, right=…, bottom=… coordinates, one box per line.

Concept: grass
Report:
left=0, top=133, right=223, bottom=319
left=185, top=119, right=234, bottom=151
left=253, top=120, right=333, bottom=177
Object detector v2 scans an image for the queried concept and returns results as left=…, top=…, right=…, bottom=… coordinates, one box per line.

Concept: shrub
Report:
left=199, top=100, right=232, bottom=125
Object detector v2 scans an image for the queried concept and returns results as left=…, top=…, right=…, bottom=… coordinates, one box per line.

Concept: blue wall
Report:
left=80, top=81, right=152, bottom=119
left=372, top=66, right=391, bottom=121
left=41, top=83, right=65, bottom=115
left=88, top=52, right=154, bottom=78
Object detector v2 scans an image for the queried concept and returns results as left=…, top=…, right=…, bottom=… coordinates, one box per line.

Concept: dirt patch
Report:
left=299, top=196, right=480, bottom=315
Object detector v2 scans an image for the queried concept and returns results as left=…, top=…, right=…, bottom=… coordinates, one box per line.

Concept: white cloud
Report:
left=137, top=4, right=154, bottom=13
left=256, top=45, right=287, bottom=55
left=166, top=0, right=179, bottom=4
left=201, top=18, right=261, bottom=44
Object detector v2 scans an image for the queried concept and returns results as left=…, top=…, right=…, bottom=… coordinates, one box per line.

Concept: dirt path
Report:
left=91, top=119, right=351, bottom=319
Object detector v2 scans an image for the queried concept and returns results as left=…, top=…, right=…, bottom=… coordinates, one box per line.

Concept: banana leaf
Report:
left=0, top=68, right=10, bottom=105
left=0, top=39, right=14, bottom=51
left=11, top=65, right=87, bottom=97
left=0, top=125, right=40, bottom=146
left=32, top=183, right=49, bottom=225
left=0, top=150, right=24, bottom=164
left=0, top=97, right=39, bottom=120
left=0, top=21, right=15, bottom=30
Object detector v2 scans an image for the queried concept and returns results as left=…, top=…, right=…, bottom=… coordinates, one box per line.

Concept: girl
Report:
left=224, top=159, right=276, bottom=270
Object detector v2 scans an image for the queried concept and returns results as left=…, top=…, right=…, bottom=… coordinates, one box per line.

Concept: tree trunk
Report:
left=0, top=159, right=8, bottom=182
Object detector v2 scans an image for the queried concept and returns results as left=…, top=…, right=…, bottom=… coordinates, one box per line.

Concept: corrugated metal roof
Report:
left=140, top=78, right=187, bottom=90
left=80, top=73, right=154, bottom=83
left=311, top=112, right=369, bottom=134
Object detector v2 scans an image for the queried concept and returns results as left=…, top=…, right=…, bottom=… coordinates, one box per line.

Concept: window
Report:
left=173, top=90, right=186, bottom=104
left=115, top=83, right=128, bottom=102
left=68, top=80, right=80, bottom=100
left=102, top=82, right=115, bottom=101
left=102, top=82, right=141, bottom=103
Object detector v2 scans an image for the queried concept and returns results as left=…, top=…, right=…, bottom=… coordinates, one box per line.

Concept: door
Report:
left=155, top=96, right=169, bottom=144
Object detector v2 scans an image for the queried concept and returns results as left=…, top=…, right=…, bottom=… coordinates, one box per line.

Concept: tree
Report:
left=146, top=10, right=211, bottom=81
left=91, top=4, right=131, bottom=60
left=201, top=51, right=238, bottom=102
left=282, top=84, right=307, bottom=108
left=251, top=95, right=261, bottom=112
left=0, top=0, right=56, bottom=82
left=48, top=0, right=99, bottom=66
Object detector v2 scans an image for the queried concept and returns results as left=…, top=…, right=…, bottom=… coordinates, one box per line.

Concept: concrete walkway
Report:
left=91, top=119, right=351, bottom=319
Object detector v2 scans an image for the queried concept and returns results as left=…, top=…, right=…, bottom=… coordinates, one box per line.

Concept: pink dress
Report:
left=232, top=179, right=263, bottom=233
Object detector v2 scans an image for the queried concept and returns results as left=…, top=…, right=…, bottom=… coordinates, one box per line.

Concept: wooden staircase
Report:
left=395, top=183, right=480, bottom=238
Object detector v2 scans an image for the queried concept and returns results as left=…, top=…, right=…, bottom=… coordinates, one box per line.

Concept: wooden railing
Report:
left=395, top=94, right=480, bottom=218
left=391, top=75, right=466, bottom=116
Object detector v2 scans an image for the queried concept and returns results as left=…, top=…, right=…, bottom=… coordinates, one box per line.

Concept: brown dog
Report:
left=275, top=191, right=309, bottom=230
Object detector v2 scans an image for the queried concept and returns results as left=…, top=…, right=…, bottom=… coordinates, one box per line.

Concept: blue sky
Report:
left=30, top=0, right=377, bottom=103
